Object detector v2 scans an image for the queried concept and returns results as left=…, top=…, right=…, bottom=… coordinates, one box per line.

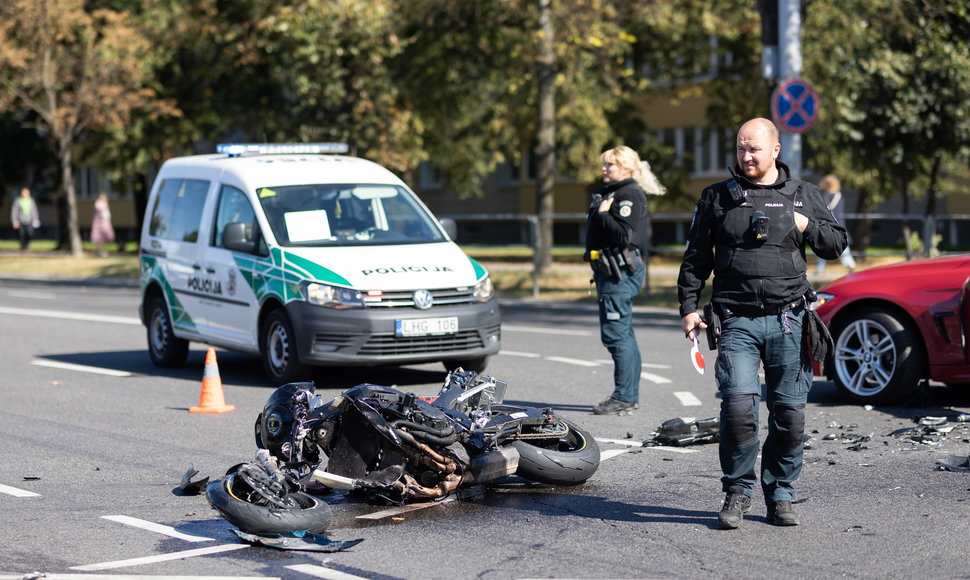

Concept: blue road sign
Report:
left=771, top=79, right=819, bottom=133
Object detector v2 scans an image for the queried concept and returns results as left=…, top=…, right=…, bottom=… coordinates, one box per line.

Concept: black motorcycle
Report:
left=206, top=370, right=600, bottom=534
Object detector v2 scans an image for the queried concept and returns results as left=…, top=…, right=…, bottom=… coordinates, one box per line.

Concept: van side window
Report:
left=148, top=178, right=209, bottom=242
left=213, top=185, right=257, bottom=248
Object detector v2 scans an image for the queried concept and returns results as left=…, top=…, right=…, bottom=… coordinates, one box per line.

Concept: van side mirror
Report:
left=223, top=222, right=256, bottom=254
left=439, top=217, right=457, bottom=241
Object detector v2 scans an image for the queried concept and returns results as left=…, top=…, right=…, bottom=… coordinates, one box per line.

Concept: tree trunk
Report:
left=854, top=188, right=875, bottom=263
left=59, top=137, right=83, bottom=257
left=900, top=179, right=912, bottom=259
left=924, top=156, right=941, bottom=257
left=534, top=0, right=555, bottom=276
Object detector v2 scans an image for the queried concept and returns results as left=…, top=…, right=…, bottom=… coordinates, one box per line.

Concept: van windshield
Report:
left=256, top=183, right=447, bottom=246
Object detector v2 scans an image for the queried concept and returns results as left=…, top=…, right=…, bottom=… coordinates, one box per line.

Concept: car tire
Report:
left=830, top=307, right=925, bottom=405
left=146, top=295, right=189, bottom=368
left=442, top=356, right=488, bottom=373
left=260, top=308, right=310, bottom=385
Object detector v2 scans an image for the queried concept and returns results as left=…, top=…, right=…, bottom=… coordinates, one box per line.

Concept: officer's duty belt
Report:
left=722, top=299, right=804, bottom=317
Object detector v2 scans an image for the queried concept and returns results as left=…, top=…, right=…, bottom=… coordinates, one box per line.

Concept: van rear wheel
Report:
left=260, top=308, right=310, bottom=385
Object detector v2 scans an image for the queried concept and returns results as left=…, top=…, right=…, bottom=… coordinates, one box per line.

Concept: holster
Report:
left=702, top=303, right=721, bottom=350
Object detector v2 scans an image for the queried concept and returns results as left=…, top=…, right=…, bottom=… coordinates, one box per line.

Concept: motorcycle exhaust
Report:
left=462, top=446, right=520, bottom=486
left=310, top=469, right=359, bottom=490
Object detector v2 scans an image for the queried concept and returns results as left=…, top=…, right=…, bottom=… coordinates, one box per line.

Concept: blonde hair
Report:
left=819, top=174, right=840, bottom=192
left=601, top=145, right=666, bottom=196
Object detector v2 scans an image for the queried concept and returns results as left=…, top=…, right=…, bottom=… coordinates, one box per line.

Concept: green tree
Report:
left=395, top=0, right=631, bottom=272
left=0, top=0, right=173, bottom=256
left=804, top=0, right=970, bottom=256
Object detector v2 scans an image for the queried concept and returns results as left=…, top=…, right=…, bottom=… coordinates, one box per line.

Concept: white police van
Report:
left=138, top=143, right=500, bottom=384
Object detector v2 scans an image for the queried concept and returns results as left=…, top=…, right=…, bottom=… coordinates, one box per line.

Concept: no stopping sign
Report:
left=771, top=79, right=819, bottom=133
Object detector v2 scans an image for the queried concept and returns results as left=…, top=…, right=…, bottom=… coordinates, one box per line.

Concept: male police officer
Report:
left=678, top=118, right=846, bottom=529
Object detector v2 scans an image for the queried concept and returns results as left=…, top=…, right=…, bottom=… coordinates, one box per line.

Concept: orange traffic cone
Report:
left=190, top=348, right=235, bottom=413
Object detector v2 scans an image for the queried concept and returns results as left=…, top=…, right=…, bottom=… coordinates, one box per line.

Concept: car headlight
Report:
left=301, top=281, right=364, bottom=309
left=812, top=292, right=835, bottom=310
left=472, top=276, right=494, bottom=302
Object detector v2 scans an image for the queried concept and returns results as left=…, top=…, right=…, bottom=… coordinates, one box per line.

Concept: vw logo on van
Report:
left=413, top=289, right=434, bottom=310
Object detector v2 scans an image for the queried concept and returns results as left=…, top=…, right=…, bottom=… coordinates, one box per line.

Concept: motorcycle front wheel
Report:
left=509, top=419, right=600, bottom=485
left=206, top=474, right=333, bottom=534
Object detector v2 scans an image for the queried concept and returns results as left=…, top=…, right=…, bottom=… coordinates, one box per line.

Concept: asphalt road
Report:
left=1, top=278, right=969, bottom=580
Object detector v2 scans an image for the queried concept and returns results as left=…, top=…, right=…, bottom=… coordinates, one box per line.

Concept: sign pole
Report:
left=779, top=0, right=802, bottom=179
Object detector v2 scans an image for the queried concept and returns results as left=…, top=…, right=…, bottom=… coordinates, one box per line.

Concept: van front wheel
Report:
left=146, top=296, right=189, bottom=368
left=260, top=308, right=309, bottom=385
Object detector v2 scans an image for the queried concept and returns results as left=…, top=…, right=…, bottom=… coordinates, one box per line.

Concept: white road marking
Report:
left=595, top=360, right=672, bottom=370
left=0, top=483, right=40, bottom=497
left=546, top=356, right=600, bottom=367
left=70, top=544, right=250, bottom=571
left=33, top=360, right=132, bottom=377
left=673, top=391, right=703, bottom=406
left=640, top=371, right=672, bottom=384
left=286, top=564, right=370, bottom=579
left=499, top=350, right=542, bottom=358
left=599, top=448, right=632, bottom=460
left=595, top=438, right=642, bottom=447
left=102, top=515, right=214, bottom=542
left=0, top=576, right=275, bottom=580
left=502, top=324, right=592, bottom=336
left=355, top=500, right=449, bottom=520
left=595, top=438, right=698, bottom=454
left=0, top=306, right=141, bottom=325
left=6, top=290, right=56, bottom=300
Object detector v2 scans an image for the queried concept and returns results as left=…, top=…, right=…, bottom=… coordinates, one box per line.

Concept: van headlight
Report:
left=472, top=276, right=494, bottom=302
left=301, top=281, right=364, bottom=309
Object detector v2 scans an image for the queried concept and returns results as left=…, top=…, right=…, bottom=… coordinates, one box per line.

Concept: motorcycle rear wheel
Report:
left=206, top=474, right=333, bottom=534
left=509, top=419, right=600, bottom=485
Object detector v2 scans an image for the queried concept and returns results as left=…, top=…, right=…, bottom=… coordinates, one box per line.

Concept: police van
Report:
left=138, top=143, right=501, bottom=384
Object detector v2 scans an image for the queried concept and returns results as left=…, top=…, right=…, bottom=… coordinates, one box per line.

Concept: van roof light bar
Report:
left=217, top=143, right=350, bottom=157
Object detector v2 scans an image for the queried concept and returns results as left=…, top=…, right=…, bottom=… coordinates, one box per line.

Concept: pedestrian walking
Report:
left=815, top=174, right=856, bottom=274
left=91, top=192, right=115, bottom=257
left=10, top=187, right=40, bottom=252
left=585, top=145, right=664, bottom=415
left=677, top=118, right=846, bottom=528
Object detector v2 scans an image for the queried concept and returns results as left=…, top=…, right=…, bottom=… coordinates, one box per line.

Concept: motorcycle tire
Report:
left=509, top=419, right=600, bottom=485
left=205, top=475, right=333, bottom=534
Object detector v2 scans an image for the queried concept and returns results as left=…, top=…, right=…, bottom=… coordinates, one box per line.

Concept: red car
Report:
left=813, top=254, right=970, bottom=404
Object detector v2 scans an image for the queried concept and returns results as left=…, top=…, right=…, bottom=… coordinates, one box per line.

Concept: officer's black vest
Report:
left=713, top=180, right=806, bottom=278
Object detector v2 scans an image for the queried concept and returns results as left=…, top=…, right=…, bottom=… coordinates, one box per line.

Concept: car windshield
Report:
left=256, top=183, right=446, bottom=246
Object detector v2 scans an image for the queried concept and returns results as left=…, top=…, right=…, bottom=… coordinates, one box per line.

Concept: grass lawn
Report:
left=0, top=239, right=898, bottom=308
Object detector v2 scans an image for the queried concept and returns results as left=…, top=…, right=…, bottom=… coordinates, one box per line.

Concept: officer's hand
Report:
left=794, top=212, right=809, bottom=232
left=682, top=312, right=706, bottom=341
left=598, top=196, right=614, bottom=212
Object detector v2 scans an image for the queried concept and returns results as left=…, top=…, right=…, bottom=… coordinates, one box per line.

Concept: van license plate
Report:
left=396, top=316, right=459, bottom=337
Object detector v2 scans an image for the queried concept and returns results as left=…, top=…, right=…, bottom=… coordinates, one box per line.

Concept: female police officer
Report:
left=586, top=145, right=664, bottom=415
left=678, top=118, right=846, bottom=528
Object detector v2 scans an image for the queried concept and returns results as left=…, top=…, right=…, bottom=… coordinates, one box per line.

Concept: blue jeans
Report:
left=594, top=261, right=644, bottom=404
left=715, top=304, right=812, bottom=504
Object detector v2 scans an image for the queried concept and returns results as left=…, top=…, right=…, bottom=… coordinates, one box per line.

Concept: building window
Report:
left=658, top=126, right=731, bottom=176
left=418, top=162, right=444, bottom=191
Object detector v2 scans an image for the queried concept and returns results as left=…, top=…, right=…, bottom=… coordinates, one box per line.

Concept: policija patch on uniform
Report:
left=619, top=200, right=633, bottom=217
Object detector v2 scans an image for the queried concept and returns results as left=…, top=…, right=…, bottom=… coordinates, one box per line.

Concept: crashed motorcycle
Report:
left=206, top=370, right=600, bottom=534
